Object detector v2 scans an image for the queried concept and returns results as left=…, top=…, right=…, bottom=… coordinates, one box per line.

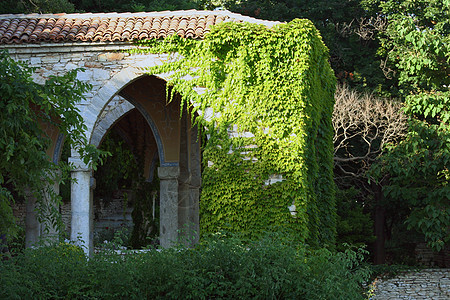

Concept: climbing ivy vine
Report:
left=135, top=19, right=336, bottom=246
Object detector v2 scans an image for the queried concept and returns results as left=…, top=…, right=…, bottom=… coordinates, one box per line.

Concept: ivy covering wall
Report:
left=136, top=19, right=336, bottom=246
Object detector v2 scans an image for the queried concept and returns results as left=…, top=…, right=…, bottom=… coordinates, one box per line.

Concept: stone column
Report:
left=178, top=110, right=192, bottom=245
left=25, top=191, right=40, bottom=248
left=25, top=170, right=61, bottom=247
left=69, top=156, right=92, bottom=256
left=40, top=170, right=61, bottom=244
left=89, top=177, right=96, bottom=256
left=188, top=124, right=201, bottom=245
left=158, top=166, right=180, bottom=248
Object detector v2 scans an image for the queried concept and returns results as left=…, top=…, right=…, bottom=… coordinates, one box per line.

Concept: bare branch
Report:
left=335, top=20, right=354, bottom=38
left=333, top=84, right=408, bottom=189
left=380, top=51, right=396, bottom=80
left=355, top=16, right=387, bottom=41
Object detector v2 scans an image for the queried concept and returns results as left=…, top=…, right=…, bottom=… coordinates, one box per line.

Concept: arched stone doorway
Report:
left=93, top=106, right=160, bottom=249
left=69, top=74, right=201, bottom=254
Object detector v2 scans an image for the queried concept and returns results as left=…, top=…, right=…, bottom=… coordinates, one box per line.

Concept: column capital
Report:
left=68, top=156, right=91, bottom=172
left=158, top=166, right=180, bottom=180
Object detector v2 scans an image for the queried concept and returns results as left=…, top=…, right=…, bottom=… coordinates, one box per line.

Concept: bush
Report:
left=0, top=234, right=371, bottom=299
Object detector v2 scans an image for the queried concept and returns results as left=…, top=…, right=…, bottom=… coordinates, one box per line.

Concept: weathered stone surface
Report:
left=93, top=68, right=110, bottom=81
left=25, top=194, right=40, bottom=248
left=29, top=56, right=41, bottom=65
left=68, top=156, right=93, bottom=255
left=41, top=54, right=60, bottom=64
left=98, top=53, right=125, bottom=61
left=372, top=269, right=450, bottom=300
left=158, top=166, right=180, bottom=248
left=84, top=61, right=103, bottom=68
left=76, top=69, right=93, bottom=81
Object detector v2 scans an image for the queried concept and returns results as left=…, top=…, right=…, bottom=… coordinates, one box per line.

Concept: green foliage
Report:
left=212, top=0, right=388, bottom=93
left=0, top=0, right=75, bottom=14
left=0, top=242, right=86, bottom=298
left=134, top=19, right=337, bottom=246
left=0, top=234, right=371, bottom=299
left=68, top=0, right=200, bottom=13
left=130, top=179, right=160, bottom=248
left=369, top=0, right=450, bottom=93
left=368, top=0, right=450, bottom=252
left=93, top=130, right=160, bottom=248
left=0, top=192, right=16, bottom=238
left=0, top=51, right=105, bottom=239
left=95, top=131, right=140, bottom=197
left=335, top=188, right=375, bottom=251
left=374, top=120, right=450, bottom=251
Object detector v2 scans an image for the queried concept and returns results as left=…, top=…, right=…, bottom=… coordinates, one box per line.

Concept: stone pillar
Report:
left=89, top=177, right=96, bottom=256
left=158, top=166, right=179, bottom=248
left=25, top=191, right=40, bottom=248
left=25, top=170, right=61, bottom=247
left=178, top=110, right=192, bottom=245
left=69, top=156, right=92, bottom=255
left=40, top=171, right=60, bottom=244
left=188, top=124, right=201, bottom=245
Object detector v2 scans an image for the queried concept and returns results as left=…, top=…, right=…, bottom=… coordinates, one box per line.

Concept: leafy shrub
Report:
left=0, top=233, right=371, bottom=299
left=335, top=188, right=376, bottom=251
left=0, top=242, right=87, bottom=299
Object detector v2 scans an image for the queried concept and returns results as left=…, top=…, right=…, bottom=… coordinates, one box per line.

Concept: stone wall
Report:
left=371, top=269, right=450, bottom=300
left=415, top=243, right=450, bottom=268
left=13, top=196, right=133, bottom=244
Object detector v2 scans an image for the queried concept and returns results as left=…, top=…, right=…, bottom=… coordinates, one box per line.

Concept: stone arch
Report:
left=84, top=56, right=178, bottom=166
left=70, top=59, right=201, bottom=253
left=90, top=95, right=135, bottom=148
left=91, top=99, right=162, bottom=185
left=122, top=95, right=176, bottom=167
left=82, top=54, right=171, bottom=147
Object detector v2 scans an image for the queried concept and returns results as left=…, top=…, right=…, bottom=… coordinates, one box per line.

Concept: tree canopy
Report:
left=366, top=0, right=450, bottom=252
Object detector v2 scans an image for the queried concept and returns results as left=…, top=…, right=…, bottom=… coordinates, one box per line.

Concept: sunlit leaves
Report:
left=137, top=20, right=336, bottom=245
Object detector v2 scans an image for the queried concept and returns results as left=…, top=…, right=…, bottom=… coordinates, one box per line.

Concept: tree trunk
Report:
left=373, top=182, right=386, bottom=264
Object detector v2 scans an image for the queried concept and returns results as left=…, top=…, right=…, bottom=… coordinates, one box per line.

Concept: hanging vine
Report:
left=134, top=19, right=336, bottom=246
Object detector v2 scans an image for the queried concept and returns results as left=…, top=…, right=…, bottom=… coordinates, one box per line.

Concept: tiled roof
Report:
left=0, top=10, right=279, bottom=44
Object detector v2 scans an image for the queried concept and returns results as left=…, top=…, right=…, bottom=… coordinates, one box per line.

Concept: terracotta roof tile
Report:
left=0, top=10, right=280, bottom=44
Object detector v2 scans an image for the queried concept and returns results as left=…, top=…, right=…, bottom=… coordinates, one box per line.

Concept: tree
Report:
left=0, top=0, right=200, bottom=14
left=0, top=51, right=102, bottom=242
left=0, top=0, right=75, bottom=14
left=366, top=0, right=450, bottom=253
left=208, top=0, right=390, bottom=93
left=332, top=84, right=407, bottom=259
left=333, top=84, right=407, bottom=188
left=71, top=0, right=199, bottom=13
